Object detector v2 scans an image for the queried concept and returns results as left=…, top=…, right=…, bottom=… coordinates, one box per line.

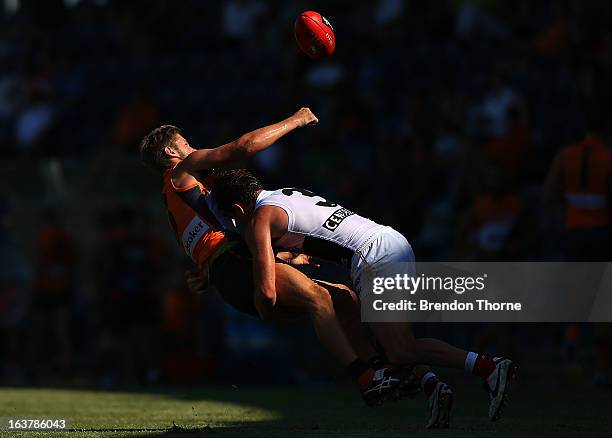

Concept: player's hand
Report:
left=277, top=252, right=320, bottom=267
left=185, top=267, right=208, bottom=294
left=293, top=107, right=318, bottom=127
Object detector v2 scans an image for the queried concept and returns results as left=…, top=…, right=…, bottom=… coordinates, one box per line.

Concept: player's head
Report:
left=139, top=125, right=194, bottom=173
left=211, top=169, right=263, bottom=222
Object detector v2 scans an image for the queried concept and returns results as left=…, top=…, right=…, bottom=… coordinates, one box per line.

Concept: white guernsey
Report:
left=255, top=187, right=414, bottom=294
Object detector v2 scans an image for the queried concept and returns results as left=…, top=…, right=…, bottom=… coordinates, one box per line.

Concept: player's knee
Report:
left=306, top=283, right=334, bottom=315
left=327, top=284, right=358, bottom=308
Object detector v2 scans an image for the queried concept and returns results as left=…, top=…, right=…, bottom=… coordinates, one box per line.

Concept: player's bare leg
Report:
left=272, top=264, right=400, bottom=405
left=315, top=280, right=453, bottom=426
left=314, top=280, right=379, bottom=362
left=316, top=282, right=445, bottom=378
left=369, top=322, right=468, bottom=368
left=274, top=264, right=357, bottom=365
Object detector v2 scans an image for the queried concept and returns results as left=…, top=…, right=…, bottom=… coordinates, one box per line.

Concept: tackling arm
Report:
left=245, top=205, right=291, bottom=320
left=246, top=207, right=279, bottom=320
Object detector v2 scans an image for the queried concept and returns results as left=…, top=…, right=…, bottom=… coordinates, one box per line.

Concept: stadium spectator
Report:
left=483, top=106, right=533, bottom=183
left=543, top=107, right=612, bottom=261
left=454, top=0, right=509, bottom=41
left=0, top=196, right=31, bottom=385
left=15, top=91, right=56, bottom=155
left=27, top=208, right=77, bottom=381
left=161, top=283, right=201, bottom=384
left=457, top=167, right=528, bottom=260
left=92, top=206, right=165, bottom=386
left=479, top=74, right=521, bottom=139
left=375, top=0, right=405, bottom=27
left=0, top=72, right=20, bottom=152
left=113, top=88, right=160, bottom=151
left=544, top=107, right=612, bottom=386
left=222, top=0, right=267, bottom=42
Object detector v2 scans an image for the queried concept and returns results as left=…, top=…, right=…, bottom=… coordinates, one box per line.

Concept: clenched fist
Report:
left=293, top=107, right=319, bottom=127
left=185, top=267, right=208, bottom=294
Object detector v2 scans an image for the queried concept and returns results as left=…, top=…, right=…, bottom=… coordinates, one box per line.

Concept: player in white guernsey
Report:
left=211, top=169, right=518, bottom=426
left=253, top=187, right=414, bottom=295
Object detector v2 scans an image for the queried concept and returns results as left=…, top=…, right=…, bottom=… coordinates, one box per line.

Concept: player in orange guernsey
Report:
left=139, top=108, right=401, bottom=405
left=544, top=107, right=612, bottom=385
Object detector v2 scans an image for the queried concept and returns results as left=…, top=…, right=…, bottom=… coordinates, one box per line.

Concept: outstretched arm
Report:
left=174, top=107, right=317, bottom=180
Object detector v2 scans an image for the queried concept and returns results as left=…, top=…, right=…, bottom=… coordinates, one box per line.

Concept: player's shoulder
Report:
left=164, top=167, right=206, bottom=193
left=256, top=189, right=284, bottom=202
left=252, top=201, right=290, bottom=233
left=256, top=189, right=302, bottom=210
left=255, top=190, right=293, bottom=213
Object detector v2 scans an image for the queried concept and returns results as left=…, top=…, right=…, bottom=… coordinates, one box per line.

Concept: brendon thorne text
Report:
left=372, top=299, right=522, bottom=312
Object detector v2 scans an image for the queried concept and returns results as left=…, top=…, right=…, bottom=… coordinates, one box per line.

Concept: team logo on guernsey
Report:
left=323, top=207, right=354, bottom=231
left=182, top=216, right=209, bottom=258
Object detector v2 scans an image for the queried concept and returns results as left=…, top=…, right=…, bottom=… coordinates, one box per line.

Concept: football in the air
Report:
left=294, top=11, right=335, bottom=59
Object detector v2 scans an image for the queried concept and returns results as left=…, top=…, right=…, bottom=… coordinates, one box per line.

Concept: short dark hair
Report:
left=211, top=169, right=263, bottom=213
left=139, top=125, right=181, bottom=172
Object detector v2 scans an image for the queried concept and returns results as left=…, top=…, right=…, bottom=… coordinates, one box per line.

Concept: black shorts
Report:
left=209, top=241, right=258, bottom=317
left=208, top=241, right=350, bottom=318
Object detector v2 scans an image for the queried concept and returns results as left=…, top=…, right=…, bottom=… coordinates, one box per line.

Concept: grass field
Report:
left=1, top=384, right=611, bottom=437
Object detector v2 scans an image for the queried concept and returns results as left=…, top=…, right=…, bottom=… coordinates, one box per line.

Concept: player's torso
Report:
left=562, top=139, right=611, bottom=229
left=162, top=170, right=234, bottom=265
left=256, top=188, right=385, bottom=267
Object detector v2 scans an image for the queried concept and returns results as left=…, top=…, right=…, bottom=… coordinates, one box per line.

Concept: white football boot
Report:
left=426, top=381, right=453, bottom=429
left=486, top=357, right=518, bottom=421
left=361, top=367, right=401, bottom=407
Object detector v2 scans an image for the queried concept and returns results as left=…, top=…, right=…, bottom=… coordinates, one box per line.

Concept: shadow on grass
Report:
left=111, top=384, right=405, bottom=436
left=5, top=383, right=611, bottom=437
left=6, top=384, right=428, bottom=437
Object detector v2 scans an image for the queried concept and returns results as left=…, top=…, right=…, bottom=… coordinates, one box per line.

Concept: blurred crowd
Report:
left=0, top=0, right=611, bottom=387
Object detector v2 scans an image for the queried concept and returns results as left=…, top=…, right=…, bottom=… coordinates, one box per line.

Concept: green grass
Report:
left=0, top=384, right=611, bottom=437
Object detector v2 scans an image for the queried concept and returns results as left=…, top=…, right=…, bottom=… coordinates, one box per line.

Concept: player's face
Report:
left=172, top=134, right=195, bottom=159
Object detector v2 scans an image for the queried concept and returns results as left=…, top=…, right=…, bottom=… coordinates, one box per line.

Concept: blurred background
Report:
left=0, top=0, right=611, bottom=390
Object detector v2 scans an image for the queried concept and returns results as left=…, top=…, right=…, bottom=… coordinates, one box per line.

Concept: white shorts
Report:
left=350, top=226, right=416, bottom=297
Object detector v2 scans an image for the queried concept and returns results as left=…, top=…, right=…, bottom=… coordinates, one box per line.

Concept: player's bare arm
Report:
left=276, top=252, right=320, bottom=267
left=245, top=205, right=290, bottom=320
left=185, top=267, right=208, bottom=294
left=171, top=107, right=318, bottom=188
left=245, top=207, right=277, bottom=319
